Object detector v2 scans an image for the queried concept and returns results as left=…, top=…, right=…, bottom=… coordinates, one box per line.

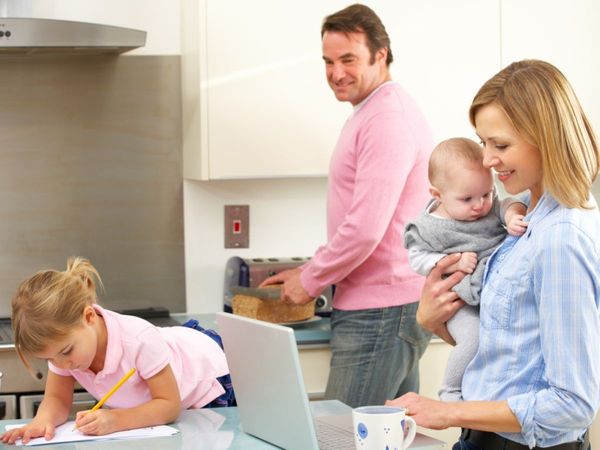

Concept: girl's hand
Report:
left=386, top=392, right=454, bottom=430
left=1, top=420, right=56, bottom=445
left=74, top=409, right=118, bottom=436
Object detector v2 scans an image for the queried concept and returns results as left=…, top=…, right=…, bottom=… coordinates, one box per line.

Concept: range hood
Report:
left=0, top=18, right=146, bottom=55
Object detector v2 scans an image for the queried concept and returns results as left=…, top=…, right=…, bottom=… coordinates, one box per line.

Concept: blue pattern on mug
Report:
left=357, top=422, right=368, bottom=439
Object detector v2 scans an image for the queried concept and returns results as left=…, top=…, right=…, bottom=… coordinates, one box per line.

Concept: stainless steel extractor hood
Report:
left=0, top=18, right=146, bottom=55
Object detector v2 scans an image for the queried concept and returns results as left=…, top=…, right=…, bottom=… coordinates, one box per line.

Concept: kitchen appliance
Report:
left=224, top=257, right=333, bottom=316
left=0, top=18, right=146, bottom=54
left=0, top=344, right=96, bottom=419
left=0, top=312, right=173, bottom=419
left=19, top=392, right=96, bottom=419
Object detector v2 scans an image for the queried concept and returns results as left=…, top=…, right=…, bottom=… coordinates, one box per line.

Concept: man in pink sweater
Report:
left=261, top=4, right=434, bottom=407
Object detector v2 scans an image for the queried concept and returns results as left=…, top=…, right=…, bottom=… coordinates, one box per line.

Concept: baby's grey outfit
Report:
left=404, top=195, right=511, bottom=401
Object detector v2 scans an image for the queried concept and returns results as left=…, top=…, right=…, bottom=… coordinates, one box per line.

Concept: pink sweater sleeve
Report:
left=301, top=109, right=420, bottom=296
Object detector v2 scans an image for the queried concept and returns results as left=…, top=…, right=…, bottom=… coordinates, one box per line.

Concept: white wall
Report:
left=183, top=1, right=600, bottom=313
left=501, top=0, right=600, bottom=152
left=184, top=178, right=328, bottom=312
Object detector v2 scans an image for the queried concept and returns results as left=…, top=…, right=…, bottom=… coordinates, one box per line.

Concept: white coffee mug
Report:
left=352, top=405, right=416, bottom=450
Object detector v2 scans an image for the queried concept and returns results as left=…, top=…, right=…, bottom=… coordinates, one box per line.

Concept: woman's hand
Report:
left=417, top=254, right=466, bottom=342
left=387, top=393, right=521, bottom=433
left=74, top=409, right=119, bottom=436
left=1, top=419, right=56, bottom=445
left=386, top=392, right=454, bottom=430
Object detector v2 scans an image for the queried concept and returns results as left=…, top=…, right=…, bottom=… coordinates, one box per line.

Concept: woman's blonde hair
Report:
left=11, top=257, right=102, bottom=370
left=469, top=59, right=599, bottom=208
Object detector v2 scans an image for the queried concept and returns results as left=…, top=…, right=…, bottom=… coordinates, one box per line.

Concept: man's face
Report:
left=322, top=31, right=386, bottom=106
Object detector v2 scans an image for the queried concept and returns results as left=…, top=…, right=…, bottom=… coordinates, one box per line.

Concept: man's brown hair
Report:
left=321, top=4, right=393, bottom=66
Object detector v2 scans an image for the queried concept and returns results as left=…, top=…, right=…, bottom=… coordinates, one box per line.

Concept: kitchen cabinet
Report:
left=181, top=0, right=501, bottom=180
left=182, top=0, right=348, bottom=180
left=298, top=345, right=331, bottom=400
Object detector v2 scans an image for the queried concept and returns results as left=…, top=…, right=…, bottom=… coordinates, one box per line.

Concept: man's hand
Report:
left=259, top=268, right=313, bottom=305
left=259, top=268, right=299, bottom=288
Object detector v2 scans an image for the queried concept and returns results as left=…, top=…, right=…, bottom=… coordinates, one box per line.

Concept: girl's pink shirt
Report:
left=300, top=82, right=433, bottom=310
left=49, top=305, right=229, bottom=409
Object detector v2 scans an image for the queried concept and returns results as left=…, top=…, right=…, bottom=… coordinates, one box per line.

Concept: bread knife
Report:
left=230, top=286, right=282, bottom=300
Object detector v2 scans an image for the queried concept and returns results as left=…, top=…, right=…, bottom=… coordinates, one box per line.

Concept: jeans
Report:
left=323, top=302, right=431, bottom=408
left=181, top=319, right=237, bottom=407
left=451, top=438, right=591, bottom=450
left=452, top=439, right=481, bottom=450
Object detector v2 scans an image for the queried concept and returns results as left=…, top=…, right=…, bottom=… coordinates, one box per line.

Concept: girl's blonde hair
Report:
left=469, top=59, right=599, bottom=209
left=11, top=257, right=102, bottom=370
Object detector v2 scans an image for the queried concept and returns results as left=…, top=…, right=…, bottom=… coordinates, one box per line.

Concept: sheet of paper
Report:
left=5, top=421, right=179, bottom=446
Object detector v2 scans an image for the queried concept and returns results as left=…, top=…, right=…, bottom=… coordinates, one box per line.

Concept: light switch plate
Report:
left=224, top=205, right=249, bottom=248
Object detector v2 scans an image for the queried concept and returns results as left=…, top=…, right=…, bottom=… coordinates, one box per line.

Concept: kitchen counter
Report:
left=0, top=400, right=445, bottom=449
left=172, top=312, right=332, bottom=347
left=1, top=312, right=331, bottom=351
left=0, top=312, right=333, bottom=411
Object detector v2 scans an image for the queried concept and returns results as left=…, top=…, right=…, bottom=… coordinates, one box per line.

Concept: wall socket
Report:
left=224, top=205, right=249, bottom=249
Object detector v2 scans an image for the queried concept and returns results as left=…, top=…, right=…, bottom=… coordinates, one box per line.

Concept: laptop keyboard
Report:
left=315, top=417, right=355, bottom=450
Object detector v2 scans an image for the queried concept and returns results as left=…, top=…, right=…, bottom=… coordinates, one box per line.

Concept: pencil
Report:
left=73, top=368, right=136, bottom=430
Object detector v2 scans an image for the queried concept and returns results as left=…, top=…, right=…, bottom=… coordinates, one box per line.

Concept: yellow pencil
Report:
left=73, top=368, right=136, bottom=430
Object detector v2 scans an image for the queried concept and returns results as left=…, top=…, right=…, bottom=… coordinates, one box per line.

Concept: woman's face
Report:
left=474, top=104, right=543, bottom=205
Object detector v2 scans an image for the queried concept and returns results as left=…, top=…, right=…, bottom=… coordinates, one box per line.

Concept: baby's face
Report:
left=436, top=164, right=494, bottom=221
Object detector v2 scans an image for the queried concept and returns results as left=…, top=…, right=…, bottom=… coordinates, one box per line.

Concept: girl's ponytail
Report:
left=11, top=257, right=102, bottom=372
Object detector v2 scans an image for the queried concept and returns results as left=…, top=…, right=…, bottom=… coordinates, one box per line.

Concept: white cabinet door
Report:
left=182, top=0, right=500, bottom=180
left=501, top=0, right=600, bottom=140
left=204, top=1, right=351, bottom=180
left=183, top=0, right=348, bottom=180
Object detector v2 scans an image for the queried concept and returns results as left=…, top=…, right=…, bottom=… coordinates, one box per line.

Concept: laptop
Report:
left=216, top=312, right=445, bottom=450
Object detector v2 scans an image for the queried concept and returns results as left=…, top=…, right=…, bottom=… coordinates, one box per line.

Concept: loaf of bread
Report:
left=232, top=295, right=315, bottom=323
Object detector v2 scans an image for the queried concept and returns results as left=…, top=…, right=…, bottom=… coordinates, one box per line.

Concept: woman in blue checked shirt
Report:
left=387, top=59, right=600, bottom=450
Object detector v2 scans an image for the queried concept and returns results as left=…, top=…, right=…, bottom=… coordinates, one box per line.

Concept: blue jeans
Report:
left=452, top=439, right=481, bottom=450
left=323, top=302, right=431, bottom=408
left=181, top=319, right=237, bottom=408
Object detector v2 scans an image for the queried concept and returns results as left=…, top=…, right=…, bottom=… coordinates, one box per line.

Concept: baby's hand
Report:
left=507, top=214, right=528, bottom=236
left=456, top=252, right=477, bottom=274
left=1, top=420, right=55, bottom=445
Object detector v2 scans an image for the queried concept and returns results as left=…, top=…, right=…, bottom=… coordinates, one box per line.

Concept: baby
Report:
left=404, top=137, right=527, bottom=401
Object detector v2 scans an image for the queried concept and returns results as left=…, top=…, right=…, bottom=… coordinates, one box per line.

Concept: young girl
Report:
left=1, top=257, right=231, bottom=445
